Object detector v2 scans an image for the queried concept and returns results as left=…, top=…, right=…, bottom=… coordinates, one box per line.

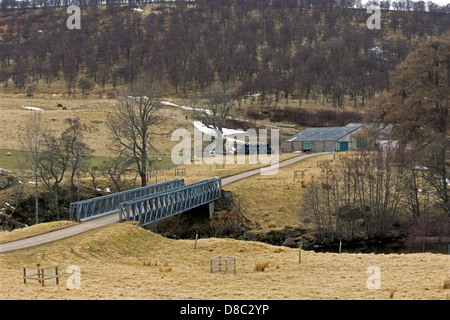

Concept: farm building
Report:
left=367, top=123, right=397, bottom=150
left=282, top=123, right=365, bottom=153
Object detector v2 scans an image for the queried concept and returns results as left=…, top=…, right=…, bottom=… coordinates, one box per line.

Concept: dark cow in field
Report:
left=57, top=103, right=63, bottom=108
left=62, top=106, right=67, bottom=110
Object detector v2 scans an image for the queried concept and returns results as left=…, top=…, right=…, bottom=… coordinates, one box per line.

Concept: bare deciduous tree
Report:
left=60, top=118, right=92, bottom=191
left=191, top=83, right=237, bottom=155
left=107, top=77, right=166, bottom=187
left=371, top=31, right=450, bottom=217
left=38, top=131, right=71, bottom=220
left=100, top=157, right=136, bottom=193
left=60, top=117, right=93, bottom=202
left=22, top=108, right=43, bottom=224
left=192, top=83, right=236, bottom=134
left=301, top=149, right=405, bottom=243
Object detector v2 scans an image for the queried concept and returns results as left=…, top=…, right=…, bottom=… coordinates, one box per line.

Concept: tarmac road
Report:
left=0, top=152, right=330, bottom=253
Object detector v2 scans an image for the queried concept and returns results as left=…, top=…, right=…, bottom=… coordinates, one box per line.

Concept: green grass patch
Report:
left=0, top=149, right=28, bottom=170
left=0, top=149, right=174, bottom=171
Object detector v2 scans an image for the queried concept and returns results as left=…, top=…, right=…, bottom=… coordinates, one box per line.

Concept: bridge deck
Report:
left=119, top=178, right=222, bottom=226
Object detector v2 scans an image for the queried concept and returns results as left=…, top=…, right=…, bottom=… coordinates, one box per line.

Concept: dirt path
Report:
left=0, top=152, right=330, bottom=253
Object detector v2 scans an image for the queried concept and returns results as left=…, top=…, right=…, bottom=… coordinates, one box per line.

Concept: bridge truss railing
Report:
left=118, top=178, right=222, bottom=226
left=69, top=179, right=185, bottom=222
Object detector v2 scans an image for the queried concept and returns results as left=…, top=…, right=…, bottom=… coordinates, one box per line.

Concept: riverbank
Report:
left=145, top=206, right=450, bottom=255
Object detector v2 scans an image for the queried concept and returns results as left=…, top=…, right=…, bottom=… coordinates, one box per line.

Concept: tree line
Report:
left=1, top=1, right=449, bottom=110
left=301, top=31, right=449, bottom=245
left=303, top=144, right=450, bottom=245
left=1, top=0, right=450, bottom=12
left=14, top=75, right=169, bottom=225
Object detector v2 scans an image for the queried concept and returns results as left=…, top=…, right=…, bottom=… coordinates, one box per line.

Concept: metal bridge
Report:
left=118, top=178, right=222, bottom=226
left=69, top=179, right=185, bottom=221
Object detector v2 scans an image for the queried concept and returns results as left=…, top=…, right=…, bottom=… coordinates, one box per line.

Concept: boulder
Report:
left=281, top=237, right=298, bottom=248
left=0, top=178, right=8, bottom=190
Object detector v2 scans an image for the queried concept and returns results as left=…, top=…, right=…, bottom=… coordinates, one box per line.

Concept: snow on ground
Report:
left=126, top=95, right=149, bottom=100
left=161, top=101, right=213, bottom=116
left=193, top=121, right=247, bottom=153
left=21, top=106, right=44, bottom=111
left=244, top=93, right=261, bottom=97
left=160, top=101, right=179, bottom=107
left=193, top=121, right=247, bottom=139
left=162, top=100, right=270, bottom=147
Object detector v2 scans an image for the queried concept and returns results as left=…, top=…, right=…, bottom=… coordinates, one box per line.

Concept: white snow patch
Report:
left=193, top=121, right=246, bottom=138
left=160, top=101, right=213, bottom=115
left=160, top=101, right=180, bottom=107
left=244, top=93, right=261, bottom=97
left=5, top=202, right=15, bottom=210
left=22, top=106, right=44, bottom=111
left=126, top=95, right=149, bottom=100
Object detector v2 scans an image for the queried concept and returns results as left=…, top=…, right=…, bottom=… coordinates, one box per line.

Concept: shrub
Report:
left=406, top=212, right=450, bottom=250
left=268, top=107, right=363, bottom=127
left=254, top=262, right=270, bottom=272
left=444, top=277, right=450, bottom=290
left=246, top=107, right=262, bottom=120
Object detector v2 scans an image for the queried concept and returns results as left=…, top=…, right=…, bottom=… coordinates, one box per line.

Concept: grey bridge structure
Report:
left=69, top=178, right=222, bottom=226
left=118, top=178, right=222, bottom=226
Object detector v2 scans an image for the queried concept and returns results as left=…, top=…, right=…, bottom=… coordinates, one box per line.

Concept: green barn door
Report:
left=303, top=142, right=312, bottom=150
left=339, top=141, right=349, bottom=151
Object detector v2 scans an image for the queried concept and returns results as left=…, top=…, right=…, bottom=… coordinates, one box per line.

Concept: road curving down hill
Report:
left=0, top=152, right=330, bottom=253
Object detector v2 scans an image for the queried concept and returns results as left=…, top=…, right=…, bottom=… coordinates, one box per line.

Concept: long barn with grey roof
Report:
left=282, top=123, right=364, bottom=153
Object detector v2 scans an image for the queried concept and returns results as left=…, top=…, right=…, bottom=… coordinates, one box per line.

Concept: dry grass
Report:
left=0, top=93, right=193, bottom=157
left=254, top=261, right=270, bottom=272
left=225, top=152, right=338, bottom=230
left=148, top=153, right=300, bottom=186
left=389, top=288, right=397, bottom=299
left=0, top=222, right=448, bottom=300
left=444, top=277, right=450, bottom=290
left=0, top=92, right=299, bottom=158
left=0, top=221, right=79, bottom=244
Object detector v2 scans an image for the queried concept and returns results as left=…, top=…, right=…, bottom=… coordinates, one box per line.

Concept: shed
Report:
left=282, top=123, right=363, bottom=153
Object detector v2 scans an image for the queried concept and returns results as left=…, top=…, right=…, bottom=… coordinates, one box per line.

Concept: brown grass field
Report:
left=0, top=92, right=190, bottom=157
left=1, top=91, right=448, bottom=301
left=0, top=222, right=449, bottom=300
left=0, top=89, right=352, bottom=158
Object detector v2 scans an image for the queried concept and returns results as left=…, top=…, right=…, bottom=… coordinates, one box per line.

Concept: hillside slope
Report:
left=1, top=2, right=449, bottom=110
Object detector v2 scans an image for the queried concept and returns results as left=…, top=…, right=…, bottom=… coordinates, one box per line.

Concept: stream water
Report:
left=309, top=240, right=450, bottom=254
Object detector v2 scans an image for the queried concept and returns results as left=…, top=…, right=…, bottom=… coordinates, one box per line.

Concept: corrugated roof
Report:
left=285, top=123, right=362, bottom=142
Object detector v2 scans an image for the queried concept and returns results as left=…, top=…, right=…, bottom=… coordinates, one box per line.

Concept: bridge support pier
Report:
left=209, top=202, right=215, bottom=220
left=180, top=202, right=216, bottom=221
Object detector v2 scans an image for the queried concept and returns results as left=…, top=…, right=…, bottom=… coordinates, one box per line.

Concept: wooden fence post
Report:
left=55, top=266, right=59, bottom=285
